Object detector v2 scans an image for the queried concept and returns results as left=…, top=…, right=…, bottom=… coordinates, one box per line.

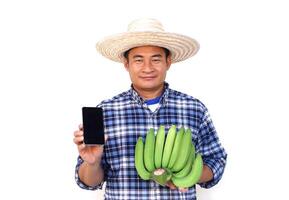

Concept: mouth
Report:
left=140, top=76, right=156, bottom=81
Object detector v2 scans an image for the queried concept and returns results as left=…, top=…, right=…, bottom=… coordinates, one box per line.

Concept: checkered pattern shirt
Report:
left=75, top=83, right=227, bottom=200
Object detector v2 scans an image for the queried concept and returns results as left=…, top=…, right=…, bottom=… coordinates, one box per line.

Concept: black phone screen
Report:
left=82, top=107, right=104, bottom=145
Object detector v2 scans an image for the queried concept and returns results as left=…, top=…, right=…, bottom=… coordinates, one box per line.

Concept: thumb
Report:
left=166, top=181, right=177, bottom=190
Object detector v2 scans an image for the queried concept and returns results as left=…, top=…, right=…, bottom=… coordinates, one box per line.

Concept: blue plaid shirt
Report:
left=75, top=83, right=227, bottom=200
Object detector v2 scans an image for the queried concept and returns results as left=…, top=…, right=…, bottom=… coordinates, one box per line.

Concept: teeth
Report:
left=134, top=125, right=202, bottom=188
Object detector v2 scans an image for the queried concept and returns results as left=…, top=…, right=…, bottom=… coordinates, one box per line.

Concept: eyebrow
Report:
left=132, top=54, right=163, bottom=59
left=132, top=55, right=143, bottom=59
left=152, top=54, right=162, bottom=58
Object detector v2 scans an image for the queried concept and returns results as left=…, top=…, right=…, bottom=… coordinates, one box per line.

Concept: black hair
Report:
left=123, top=47, right=171, bottom=60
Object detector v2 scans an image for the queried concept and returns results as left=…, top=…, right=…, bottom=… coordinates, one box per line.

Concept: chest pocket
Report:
left=104, top=128, right=138, bottom=179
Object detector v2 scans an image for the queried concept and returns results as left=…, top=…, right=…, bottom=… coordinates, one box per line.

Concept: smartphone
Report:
left=82, top=107, right=104, bottom=145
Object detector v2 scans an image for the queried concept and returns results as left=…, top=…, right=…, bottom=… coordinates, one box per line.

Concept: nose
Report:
left=142, top=60, right=154, bottom=73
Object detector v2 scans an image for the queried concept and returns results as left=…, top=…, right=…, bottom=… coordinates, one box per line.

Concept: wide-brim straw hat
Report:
left=96, top=18, right=199, bottom=63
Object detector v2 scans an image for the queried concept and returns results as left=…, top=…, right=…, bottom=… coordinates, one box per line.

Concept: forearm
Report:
left=198, top=164, right=213, bottom=183
left=78, top=158, right=104, bottom=187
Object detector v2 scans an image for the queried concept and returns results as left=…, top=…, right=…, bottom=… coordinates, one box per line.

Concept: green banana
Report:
left=154, top=125, right=165, bottom=169
left=173, top=145, right=195, bottom=178
left=171, top=153, right=203, bottom=188
left=171, top=128, right=192, bottom=172
left=144, top=128, right=156, bottom=172
left=134, top=137, right=151, bottom=180
left=167, top=127, right=184, bottom=169
left=161, top=125, right=177, bottom=168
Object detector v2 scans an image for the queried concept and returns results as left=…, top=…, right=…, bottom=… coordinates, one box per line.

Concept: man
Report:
left=74, top=18, right=227, bottom=199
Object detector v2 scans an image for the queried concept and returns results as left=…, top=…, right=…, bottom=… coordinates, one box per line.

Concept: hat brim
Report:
left=96, top=31, right=199, bottom=63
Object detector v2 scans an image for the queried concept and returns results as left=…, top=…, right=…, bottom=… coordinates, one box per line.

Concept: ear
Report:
left=166, top=55, right=172, bottom=70
left=123, top=58, right=129, bottom=71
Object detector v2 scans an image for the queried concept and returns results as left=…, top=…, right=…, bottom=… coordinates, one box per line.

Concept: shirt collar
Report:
left=130, top=82, right=169, bottom=106
left=144, top=96, right=161, bottom=105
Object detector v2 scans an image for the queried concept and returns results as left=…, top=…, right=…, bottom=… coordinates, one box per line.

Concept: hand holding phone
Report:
left=82, top=107, right=105, bottom=145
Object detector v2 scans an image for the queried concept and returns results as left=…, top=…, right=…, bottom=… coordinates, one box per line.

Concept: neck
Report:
left=133, top=83, right=165, bottom=100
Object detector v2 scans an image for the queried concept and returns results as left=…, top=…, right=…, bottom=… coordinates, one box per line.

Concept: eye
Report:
left=152, top=58, right=161, bottom=63
left=134, top=58, right=143, bottom=63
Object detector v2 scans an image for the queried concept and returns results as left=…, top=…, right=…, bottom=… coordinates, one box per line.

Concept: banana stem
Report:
left=151, top=168, right=172, bottom=186
left=153, top=168, right=166, bottom=176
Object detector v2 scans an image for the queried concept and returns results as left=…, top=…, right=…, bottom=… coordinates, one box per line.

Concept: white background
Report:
left=0, top=0, right=288, bottom=199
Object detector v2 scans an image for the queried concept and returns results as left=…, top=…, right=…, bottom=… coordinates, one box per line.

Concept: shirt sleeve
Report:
left=196, top=108, right=227, bottom=189
left=74, top=155, right=107, bottom=190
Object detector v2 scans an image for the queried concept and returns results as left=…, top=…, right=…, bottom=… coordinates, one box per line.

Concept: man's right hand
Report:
left=73, top=124, right=105, bottom=165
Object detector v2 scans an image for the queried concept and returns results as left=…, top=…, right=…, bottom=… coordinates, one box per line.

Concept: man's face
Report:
left=124, top=46, right=171, bottom=93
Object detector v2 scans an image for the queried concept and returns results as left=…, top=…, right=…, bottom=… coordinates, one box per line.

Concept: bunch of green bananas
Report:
left=134, top=125, right=203, bottom=188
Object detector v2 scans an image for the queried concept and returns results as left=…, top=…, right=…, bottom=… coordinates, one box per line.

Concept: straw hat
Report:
left=96, top=18, right=199, bottom=63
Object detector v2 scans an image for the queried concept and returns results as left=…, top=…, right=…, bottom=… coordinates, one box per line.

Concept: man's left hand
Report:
left=166, top=181, right=188, bottom=192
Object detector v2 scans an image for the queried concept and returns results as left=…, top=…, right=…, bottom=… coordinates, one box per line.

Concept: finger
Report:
left=73, top=136, right=84, bottom=145
left=178, top=187, right=188, bottom=193
left=74, top=130, right=83, bottom=137
left=166, top=181, right=177, bottom=190
left=78, top=124, right=83, bottom=131
left=78, top=143, right=86, bottom=151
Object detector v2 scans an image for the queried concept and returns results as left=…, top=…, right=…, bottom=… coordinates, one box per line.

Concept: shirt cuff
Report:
left=198, top=157, right=226, bottom=188
left=75, top=156, right=104, bottom=190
